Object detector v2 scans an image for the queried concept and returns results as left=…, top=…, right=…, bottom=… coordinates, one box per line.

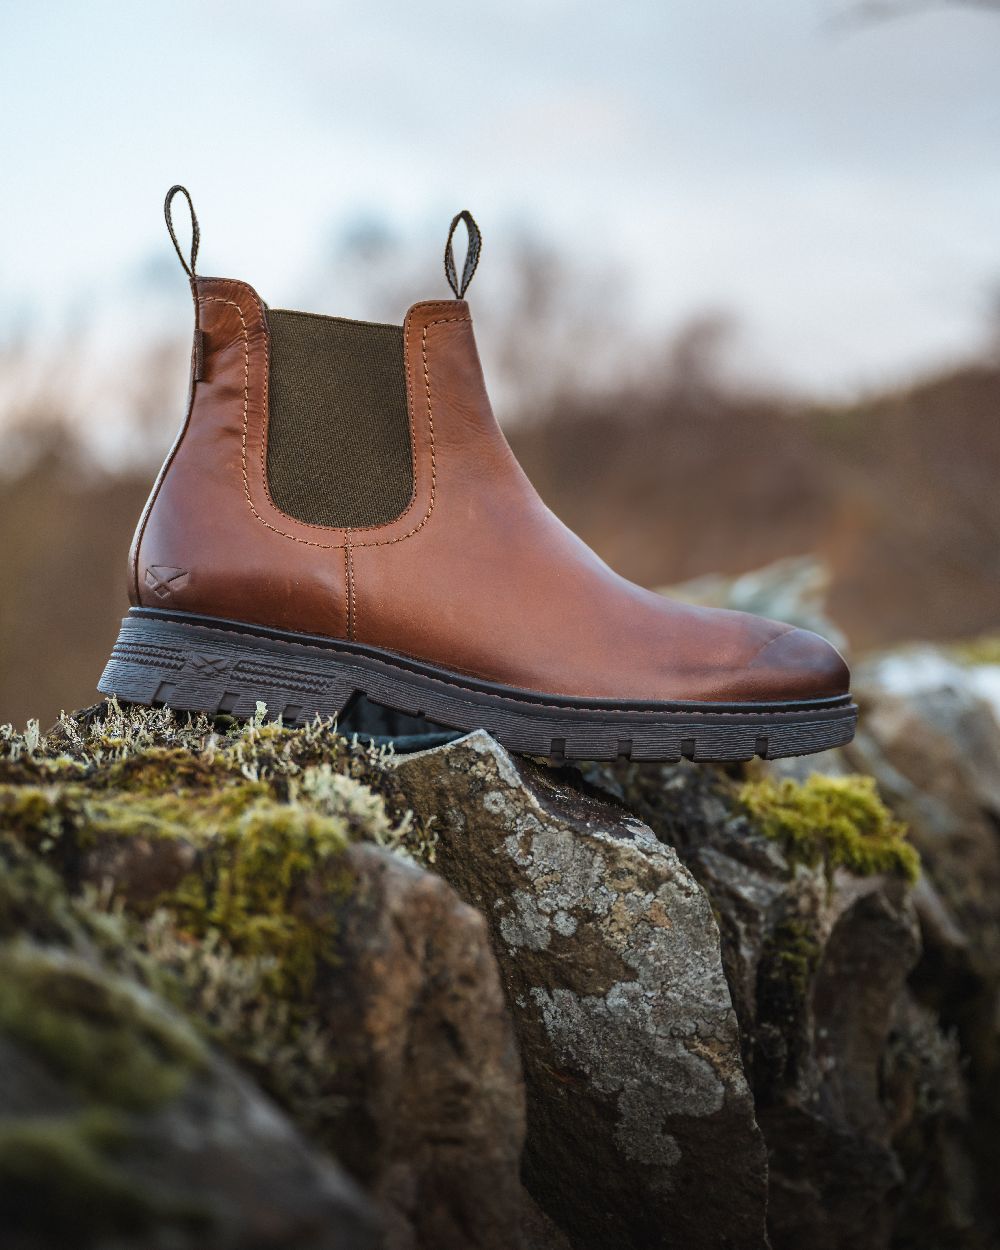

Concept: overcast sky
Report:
left=1, top=0, right=998, bottom=395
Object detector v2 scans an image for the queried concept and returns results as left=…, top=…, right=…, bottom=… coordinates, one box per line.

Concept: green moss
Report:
left=94, top=746, right=246, bottom=794
left=162, top=796, right=353, bottom=998
left=83, top=783, right=272, bottom=845
left=1, top=783, right=355, bottom=999
left=0, top=701, right=428, bottom=999
left=0, top=835, right=80, bottom=945
left=0, top=1111, right=154, bottom=1237
left=0, top=776, right=276, bottom=850
left=752, top=913, right=823, bottom=1093
left=765, top=916, right=822, bottom=1002
left=0, top=1110, right=211, bottom=1240
left=0, top=783, right=86, bottom=851
left=947, top=634, right=1000, bottom=667
left=0, top=945, right=205, bottom=1111
left=0, top=704, right=392, bottom=1171
left=1, top=697, right=423, bottom=851
left=739, top=773, right=919, bottom=883
left=0, top=699, right=430, bottom=1130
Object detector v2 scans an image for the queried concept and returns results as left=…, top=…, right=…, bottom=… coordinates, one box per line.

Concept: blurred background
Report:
left=1, top=0, right=999, bottom=727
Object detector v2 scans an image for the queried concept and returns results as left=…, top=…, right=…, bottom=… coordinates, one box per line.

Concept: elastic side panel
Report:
left=266, top=310, right=413, bottom=529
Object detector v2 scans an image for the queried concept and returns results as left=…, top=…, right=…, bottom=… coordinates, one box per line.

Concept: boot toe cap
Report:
left=745, top=625, right=851, bottom=701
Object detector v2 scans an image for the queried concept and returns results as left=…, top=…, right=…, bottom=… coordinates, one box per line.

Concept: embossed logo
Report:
left=183, top=654, right=231, bottom=677
left=145, top=565, right=190, bottom=599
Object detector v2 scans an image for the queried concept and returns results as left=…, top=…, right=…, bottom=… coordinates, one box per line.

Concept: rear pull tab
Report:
left=164, top=184, right=200, bottom=280
left=164, top=184, right=203, bottom=381
left=444, top=210, right=481, bottom=299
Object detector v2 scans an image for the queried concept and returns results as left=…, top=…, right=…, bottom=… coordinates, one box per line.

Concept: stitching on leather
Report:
left=346, top=539, right=356, bottom=640
left=199, top=291, right=465, bottom=552
left=133, top=617, right=855, bottom=717
left=344, top=546, right=351, bottom=640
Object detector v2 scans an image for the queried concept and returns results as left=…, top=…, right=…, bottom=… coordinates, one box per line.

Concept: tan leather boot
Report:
left=98, top=187, right=855, bottom=761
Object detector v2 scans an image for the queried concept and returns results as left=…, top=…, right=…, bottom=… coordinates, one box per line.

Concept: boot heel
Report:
left=98, top=612, right=356, bottom=725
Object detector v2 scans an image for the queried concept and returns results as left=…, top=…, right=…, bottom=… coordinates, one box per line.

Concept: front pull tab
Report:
left=164, top=184, right=200, bottom=280
left=444, top=210, right=481, bottom=299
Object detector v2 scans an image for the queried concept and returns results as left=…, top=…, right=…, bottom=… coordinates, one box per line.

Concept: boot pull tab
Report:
left=444, top=210, right=481, bottom=299
left=164, top=184, right=200, bottom=280
left=164, top=185, right=205, bottom=379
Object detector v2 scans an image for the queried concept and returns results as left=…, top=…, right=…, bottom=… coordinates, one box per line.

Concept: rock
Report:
left=766, top=645, right=1000, bottom=1243
left=848, top=652, right=1000, bottom=974
left=881, top=990, right=980, bottom=1249
left=0, top=839, right=379, bottom=1250
left=521, top=1194, right=575, bottom=1250
left=844, top=651, right=1000, bottom=1241
left=308, top=842, right=527, bottom=1250
left=83, top=837, right=529, bottom=1250
left=4, top=688, right=995, bottom=1249
left=389, top=731, right=769, bottom=1250
left=590, top=755, right=975, bottom=1245
left=0, top=703, right=528, bottom=1250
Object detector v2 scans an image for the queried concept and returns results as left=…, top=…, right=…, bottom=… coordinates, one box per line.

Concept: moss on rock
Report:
left=0, top=944, right=205, bottom=1111
left=1, top=698, right=422, bottom=849
left=0, top=834, right=80, bottom=945
left=739, top=773, right=919, bottom=882
left=161, top=794, right=353, bottom=998
left=763, top=915, right=823, bottom=1004
left=0, top=1110, right=165, bottom=1240
left=947, top=633, right=1000, bottom=667
left=0, top=701, right=429, bottom=998
left=0, top=701, right=435, bottom=1144
left=752, top=913, right=824, bottom=1093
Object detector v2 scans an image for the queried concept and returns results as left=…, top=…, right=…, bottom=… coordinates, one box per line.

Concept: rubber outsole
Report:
left=97, top=608, right=858, bottom=762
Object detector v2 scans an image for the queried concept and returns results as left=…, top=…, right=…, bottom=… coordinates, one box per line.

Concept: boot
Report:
left=98, top=187, right=855, bottom=762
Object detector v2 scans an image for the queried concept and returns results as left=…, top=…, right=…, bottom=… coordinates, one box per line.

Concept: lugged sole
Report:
left=97, top=608, right=858, bottom=762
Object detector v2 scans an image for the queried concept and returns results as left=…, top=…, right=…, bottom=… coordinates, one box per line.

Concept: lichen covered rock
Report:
left=390, top=731, right=769, bottom=1250
left=602, top=753, right=988, bottom=1248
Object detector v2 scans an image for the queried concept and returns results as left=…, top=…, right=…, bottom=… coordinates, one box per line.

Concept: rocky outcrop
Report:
left=2, top=674, right=997, bottom=1250
left=0, top=838, right=378, bottom=1250
left=389, top=731, right=963, bottom=1250
left=306, top=842, right=527, bottom=1250
left=657, top=562, right=1000, bottom=1246
left=0, top=704, right=526, bottom=1250
left=84, top=836, right=527, bottom=1250
left=736, top=643, right=1000, bottom=1246
left=391, top=731, right=769, bottom=1250
left=601, top=760, right=928, bottom=1248
left=798, top=646, right=1000, bottom=1245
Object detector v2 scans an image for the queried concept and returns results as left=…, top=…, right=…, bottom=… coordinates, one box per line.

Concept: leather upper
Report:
left=130, top=276, right=850, bottom=704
